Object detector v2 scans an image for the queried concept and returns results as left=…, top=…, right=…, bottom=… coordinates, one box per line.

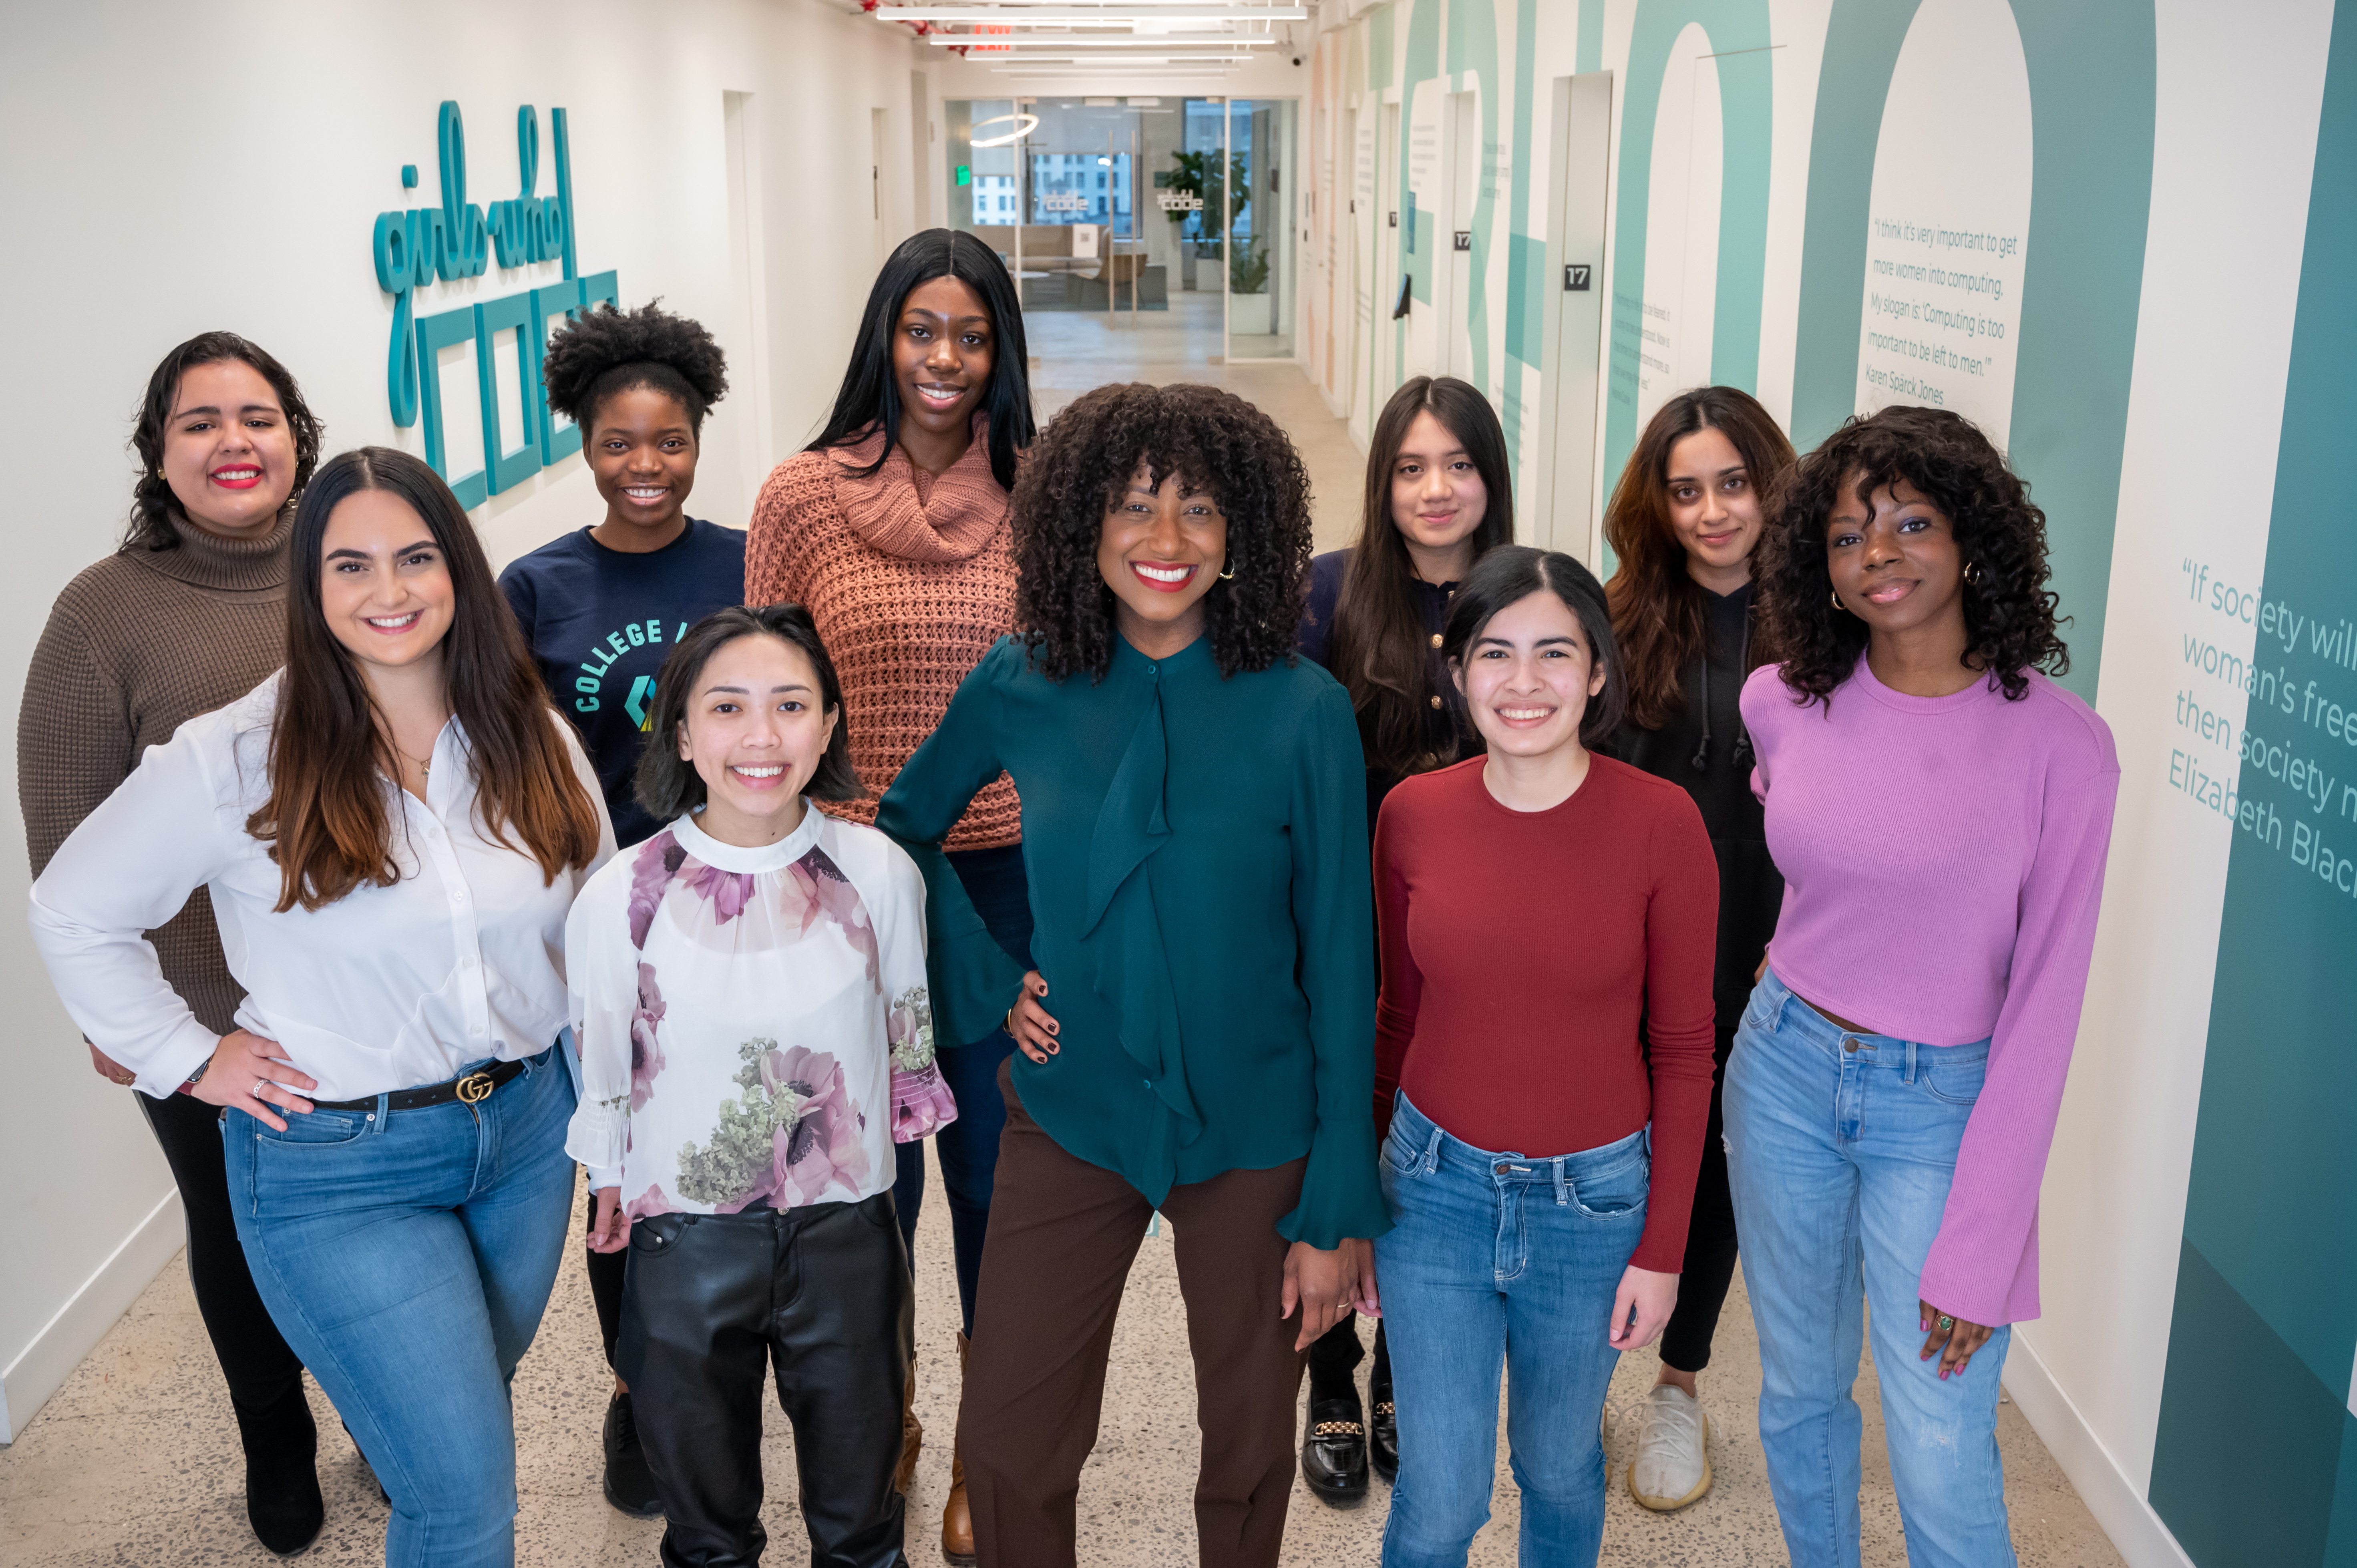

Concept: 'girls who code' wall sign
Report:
left=371, top=101, right=617, bottom=509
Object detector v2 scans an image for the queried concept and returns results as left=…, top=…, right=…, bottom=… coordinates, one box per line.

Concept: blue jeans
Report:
left=893, top=842, right=1032, bottom=1338
left=1724, top=968, right=2015, bottom=1568
left=1373, top=1092, right=1650, bottom=1568
left=223, top=1045, right=577, bottom=1568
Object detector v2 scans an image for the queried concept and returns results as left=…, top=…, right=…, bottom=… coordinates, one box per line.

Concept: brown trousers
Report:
left=958, top=1059, right=1308, bottom=1568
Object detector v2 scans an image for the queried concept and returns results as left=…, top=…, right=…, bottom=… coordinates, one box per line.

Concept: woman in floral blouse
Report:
left=564, top=603, right=951, bottom=1568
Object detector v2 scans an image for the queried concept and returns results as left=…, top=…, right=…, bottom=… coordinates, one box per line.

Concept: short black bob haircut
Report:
left=127, top=331, right=325, bottom=551
left=1439, top=544, right=1629, bottom=748
left=1756, top=403, right=2067, bottom=706
left=807, top=228, right=1035, bottom=494
left=1012, top=381, right=1313, bottom=682
left=632, top=603, right=865, bottom=823
left=542, top=300, right=730, bottom=439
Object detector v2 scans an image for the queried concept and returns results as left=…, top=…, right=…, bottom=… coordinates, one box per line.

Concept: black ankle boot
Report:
left=1368, top=1368, right=1398, bottom=1484
left=1301, top=1381, right=1370, bottom=1507
left=603, top=1390, right=664, bottom=1518
left=235, top=1383, right=324, bottom=1558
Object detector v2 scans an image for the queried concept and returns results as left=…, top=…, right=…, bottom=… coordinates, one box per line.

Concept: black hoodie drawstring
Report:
left=1690, top=653, right=1713, bottom=772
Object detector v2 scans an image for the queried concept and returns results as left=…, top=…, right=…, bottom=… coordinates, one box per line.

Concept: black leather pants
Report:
left=617, top=1192, right=913, bottom=1568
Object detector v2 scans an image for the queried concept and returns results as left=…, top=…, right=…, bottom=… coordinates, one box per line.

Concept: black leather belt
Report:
left=312, top=1056, right=527, bottom=1114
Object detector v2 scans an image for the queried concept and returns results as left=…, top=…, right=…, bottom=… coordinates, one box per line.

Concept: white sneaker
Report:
left=1625, top=1384, right=1712, bottom=1510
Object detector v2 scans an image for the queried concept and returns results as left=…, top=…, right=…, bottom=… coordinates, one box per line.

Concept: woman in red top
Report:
left=1370, top=545, right=1718, bottom=1568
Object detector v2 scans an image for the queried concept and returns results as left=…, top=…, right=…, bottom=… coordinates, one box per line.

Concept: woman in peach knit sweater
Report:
left=746, top=227, right=1034, bottom=1564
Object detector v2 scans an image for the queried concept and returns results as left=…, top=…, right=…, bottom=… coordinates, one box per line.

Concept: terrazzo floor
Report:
left=0, top=309, right=2127, bottom=1566
left=0, top=1144, right=2121, bottom=1567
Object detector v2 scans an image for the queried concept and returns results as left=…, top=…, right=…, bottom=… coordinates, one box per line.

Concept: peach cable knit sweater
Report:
left=747, top=422, right=1021, bottom=851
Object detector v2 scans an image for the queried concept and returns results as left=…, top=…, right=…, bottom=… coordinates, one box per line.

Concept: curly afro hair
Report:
left=540, top=300, right=729, bottom=438
left=1012, top=382, right=1313, bottom=682
left=1756, top=404, right=2068, bottom=706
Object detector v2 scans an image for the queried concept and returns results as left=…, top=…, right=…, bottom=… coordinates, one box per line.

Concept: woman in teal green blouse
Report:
left=878, top=380, right=1387, bottom=1568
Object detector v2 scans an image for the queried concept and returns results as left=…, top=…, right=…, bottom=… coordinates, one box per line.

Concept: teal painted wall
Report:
left=2150, top=5, right=2357, bottom=1561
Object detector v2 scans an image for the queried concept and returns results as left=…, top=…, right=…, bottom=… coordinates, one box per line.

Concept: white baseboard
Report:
left=2003, top=1335, right=2196, bottom=1568
left=0, top=1187, right=185, bottom=1445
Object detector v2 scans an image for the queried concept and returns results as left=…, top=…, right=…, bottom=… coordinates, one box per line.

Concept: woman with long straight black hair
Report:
left=1293, top=374, right=1514, bottom=1504
left=746, top=225, right=1035, bottom=1562
left=31, top=446, right=611, bottom=1568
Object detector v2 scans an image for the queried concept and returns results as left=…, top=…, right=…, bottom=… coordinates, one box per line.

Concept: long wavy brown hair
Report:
left=1329, top=377, right=1515, bottom=778
left=1602, top=387, right=1794, bottom=730
left=249, top=447, right=602, bottom=911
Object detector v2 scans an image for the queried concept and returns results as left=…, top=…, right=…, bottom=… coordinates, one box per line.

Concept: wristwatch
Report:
left=177, top=1057, right=210, bottom=1096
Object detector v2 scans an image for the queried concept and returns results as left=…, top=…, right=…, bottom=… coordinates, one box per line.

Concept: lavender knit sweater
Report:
left=1742, top=656, right=2120, bottom=1324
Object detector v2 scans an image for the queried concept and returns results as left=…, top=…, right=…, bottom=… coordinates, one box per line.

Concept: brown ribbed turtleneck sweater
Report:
left=747, top=422, right=1022, bottom=850
left=21, top=510, right=291, bottom=1035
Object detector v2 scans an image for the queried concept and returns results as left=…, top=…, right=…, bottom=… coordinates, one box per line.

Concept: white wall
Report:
left=0, top=0, right=930, bottom=1440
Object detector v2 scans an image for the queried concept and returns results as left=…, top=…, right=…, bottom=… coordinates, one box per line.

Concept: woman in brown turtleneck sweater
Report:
left=18, top=333, right=325, bottom=1557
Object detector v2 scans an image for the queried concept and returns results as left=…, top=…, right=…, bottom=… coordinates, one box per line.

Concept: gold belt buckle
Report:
left=455, top=1071, right=496, bottom=1105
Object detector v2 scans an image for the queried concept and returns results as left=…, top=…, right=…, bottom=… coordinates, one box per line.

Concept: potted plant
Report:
left=1166, top=150, right=1249, bottom=289
left=1229, top=237, right=1273, bottom=333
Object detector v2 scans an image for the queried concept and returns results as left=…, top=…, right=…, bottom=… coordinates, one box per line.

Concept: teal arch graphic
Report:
left=1788, top=0, right=2155, bottom=702
left=2150, top=8, right=2357, bottom=1562
left=1386, top=0, right=1441, bottom=405
left=1503, top=0, right=1544, bottom=475
left=1444, top=0, right=1500, bottom=398
left=1599, top=0, right=1775, bottom=488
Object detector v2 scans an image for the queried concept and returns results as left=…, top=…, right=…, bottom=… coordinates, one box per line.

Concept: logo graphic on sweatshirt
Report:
left=573, top=619, right=689, bottom=716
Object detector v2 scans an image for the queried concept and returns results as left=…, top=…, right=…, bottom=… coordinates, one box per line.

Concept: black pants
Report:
left=619, top=1192, right=913, bottom=1568
left=889, top=842, right=1035, bottom=1337
left=137, top=1088, right=307, bottom=1417
left=1657, top=1024, right=1742, bottom=1375
left=589, top=1200, right=626, bottom=1368
left=1306, top=1312, right=1390, bottom=1394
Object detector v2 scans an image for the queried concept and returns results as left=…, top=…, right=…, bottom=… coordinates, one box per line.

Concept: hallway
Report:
left=1026, top=290, right=1367, bottom=552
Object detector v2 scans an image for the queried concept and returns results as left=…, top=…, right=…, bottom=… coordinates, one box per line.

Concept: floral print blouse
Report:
left=563, top=806, right=951, bottom=1218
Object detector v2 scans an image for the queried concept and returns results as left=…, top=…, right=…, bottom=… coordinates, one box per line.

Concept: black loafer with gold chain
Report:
left=1301, top=1386, right=1370, bottom=1506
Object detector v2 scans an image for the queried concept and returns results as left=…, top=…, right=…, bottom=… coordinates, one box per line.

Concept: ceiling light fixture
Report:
left=967, top=54, right=1256, bottom=62
left=968, top=111, right=1043, bottom=146
left=880, top=3, right=1303, bottom=15
left=930, top=35, right=1275, bottom=44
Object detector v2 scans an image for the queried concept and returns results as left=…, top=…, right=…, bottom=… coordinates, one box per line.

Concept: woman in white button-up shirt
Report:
left=31, top=446, right=612, bottom=1568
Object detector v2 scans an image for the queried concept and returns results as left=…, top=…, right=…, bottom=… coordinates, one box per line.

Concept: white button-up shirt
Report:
left=29, top=671, right=615, bottom=1101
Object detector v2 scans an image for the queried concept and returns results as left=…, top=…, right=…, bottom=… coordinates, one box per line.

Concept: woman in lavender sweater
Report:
left=1734, top=405, right=2119, bottom=1568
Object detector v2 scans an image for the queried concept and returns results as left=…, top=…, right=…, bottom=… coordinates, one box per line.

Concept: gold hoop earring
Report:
left=1218, top=560, right=1236, bottom=581
left=1963, top=560, right=1984, bottom=586
left=1830, top=589, right=1845, bottom=612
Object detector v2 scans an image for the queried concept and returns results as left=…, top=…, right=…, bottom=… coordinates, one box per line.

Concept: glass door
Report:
left=1225, top=98, right=1297, bottom=361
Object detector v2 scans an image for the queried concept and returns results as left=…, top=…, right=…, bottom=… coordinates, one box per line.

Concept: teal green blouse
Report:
left=876, top=633, right=1390, bottom=1249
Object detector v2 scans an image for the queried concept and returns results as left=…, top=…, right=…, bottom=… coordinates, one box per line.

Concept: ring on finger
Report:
left=1936, top=1314, right=1955, bottom=1333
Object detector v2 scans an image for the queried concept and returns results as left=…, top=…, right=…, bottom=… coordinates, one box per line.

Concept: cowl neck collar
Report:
left=828, top=417, right=1009, bottom=564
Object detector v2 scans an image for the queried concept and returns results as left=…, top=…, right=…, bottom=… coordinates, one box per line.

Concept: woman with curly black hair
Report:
left=877, top=382, right=1387, bottom=1568
left=19, top=331, right=326, bottom=1556
left=1730, top=404, right=2119, bottom=1568
left=749, top=229, right=1036, bottom=1556
left=497, top=298, right=740, bottom=1519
